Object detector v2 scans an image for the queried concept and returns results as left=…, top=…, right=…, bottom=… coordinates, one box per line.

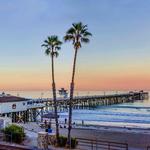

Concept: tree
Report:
left=42, top=35, right=62, bottom=145
left=3, top=124, right=25, bottom=143
left=64, top=22, right=92, bottom=146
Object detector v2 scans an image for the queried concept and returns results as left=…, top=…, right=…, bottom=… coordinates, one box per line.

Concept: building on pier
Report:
left=58, top=88, right=68, bottom=98
left=0, top=93, right=45, bottom=123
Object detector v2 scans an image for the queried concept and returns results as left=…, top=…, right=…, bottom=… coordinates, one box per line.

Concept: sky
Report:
left=0, top=0, right=150, bottom=91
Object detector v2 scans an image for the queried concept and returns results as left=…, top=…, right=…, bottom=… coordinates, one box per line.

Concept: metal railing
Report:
left=3, top=133, right=13, bottom=143
left=0, top=142, right=32, bottom=150
left=0, top=132, right=33, bottom=150
left=77, top=138, right=128, bottom=150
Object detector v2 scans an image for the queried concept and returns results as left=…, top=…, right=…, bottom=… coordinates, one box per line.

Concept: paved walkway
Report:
left=19, top=123, right=150, bottom=150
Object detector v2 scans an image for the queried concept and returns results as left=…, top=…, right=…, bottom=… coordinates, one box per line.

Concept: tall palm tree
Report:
left=64, top=22, right=92, bottom=145
left=42, top=35, right=62, bottom=145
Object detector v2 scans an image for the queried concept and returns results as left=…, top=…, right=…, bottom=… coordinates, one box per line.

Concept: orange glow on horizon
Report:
left=1, top=67, right=150, bottom=91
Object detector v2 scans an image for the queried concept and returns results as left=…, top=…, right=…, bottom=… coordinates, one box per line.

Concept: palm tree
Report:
left=42, top=35, right=62, bottom=145
left=64, top=22, right=92, bottom=146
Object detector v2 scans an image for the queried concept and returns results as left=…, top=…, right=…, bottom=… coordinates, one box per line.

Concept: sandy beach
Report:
left=60, top=128, right=150, bottom=149
left=19, top=122, right=150, bottom=150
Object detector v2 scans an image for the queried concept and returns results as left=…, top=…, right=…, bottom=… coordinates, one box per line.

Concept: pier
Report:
left=42, top=91, right=149, bottom=111
left=0, top=91, right=148, bottom=123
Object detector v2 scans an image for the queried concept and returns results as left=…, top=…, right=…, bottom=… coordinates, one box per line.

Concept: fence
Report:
left=0, top=142, right=32, bottom=150
left=0, top=132, right=33, bottom=150
left=77, top=138, right=128, bottom=150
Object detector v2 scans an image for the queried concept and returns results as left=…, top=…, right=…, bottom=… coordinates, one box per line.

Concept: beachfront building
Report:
left=58, top=88, right=68, bottom=98
left=0, top=92, right=45, bottom=123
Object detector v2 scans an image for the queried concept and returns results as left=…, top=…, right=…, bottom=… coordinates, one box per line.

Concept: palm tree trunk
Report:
left=67, top=48, right=78, bottom=146
left=51, top=55, right=59, bottom=144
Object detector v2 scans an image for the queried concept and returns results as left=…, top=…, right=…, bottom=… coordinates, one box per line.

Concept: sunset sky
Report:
left=0, top=0, right=150, bottom=91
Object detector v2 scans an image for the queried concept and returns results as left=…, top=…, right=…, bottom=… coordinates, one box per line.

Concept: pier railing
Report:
left=76, top=137, right=128, bottom=150
left=40, top=91, right=149, bottom=110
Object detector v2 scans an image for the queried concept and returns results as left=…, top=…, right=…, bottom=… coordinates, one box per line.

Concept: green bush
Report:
left=58, top=136, right=78, bottom=149
left=59, top=136, right=67, bottom=147
left=71, top=137, right=78, bottom=149
left=2, top=124, right=25, bottom=143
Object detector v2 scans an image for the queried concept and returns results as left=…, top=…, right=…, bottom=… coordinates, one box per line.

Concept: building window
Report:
left=12, top=104, right=16, bottom=109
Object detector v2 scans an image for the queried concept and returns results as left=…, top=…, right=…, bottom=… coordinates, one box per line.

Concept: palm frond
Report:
left=72, top=23, right=77, bottom=29
left=81, top=37, right=90, bottom=43
left=42, top=35, right=62, bottom=57
left=55, top=40, right=62, bottom=46
left=45, top=48, right=50, bottom=56
left=72, top=22, right=82, bottom=31
left=41, top=44, right=48, bottom=47
left=83, top=24, right=88, bottom=29
left=44, top=40, right=49, bottom=44
left=66, top=27, right=76, bottom=35
left=55, top=46, right=61, bottom=50
left=64, top=22, right=92, bottom=48
left=48, top=36, right=52, bottom=43
left=83, top=31, right=92, bottom=37
left=52, top=51, right=59, bottom=57
left=64, top=35, right=74, bottom=42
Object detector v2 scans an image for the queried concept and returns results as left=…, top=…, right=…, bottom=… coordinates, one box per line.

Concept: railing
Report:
left=77, top=138, right=128, bottom=150
left=0, top=132, right=34, bottom=150
left=0, top=142, right=32, bottom=150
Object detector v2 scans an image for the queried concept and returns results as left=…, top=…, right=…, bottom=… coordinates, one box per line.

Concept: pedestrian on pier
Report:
left=65, top=118, right=67, bottom=124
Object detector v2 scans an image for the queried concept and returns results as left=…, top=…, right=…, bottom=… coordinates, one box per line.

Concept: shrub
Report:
left=2, top=124, right=25, bottom=143
left=71, top=137, right=78, bottom=149
left=59, top=136, right=67, bottom=147
left=58, top=136, right=78, bottom=149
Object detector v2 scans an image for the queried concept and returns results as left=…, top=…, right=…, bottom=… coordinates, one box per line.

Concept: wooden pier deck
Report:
left=41, top=91, right=149, bottom=111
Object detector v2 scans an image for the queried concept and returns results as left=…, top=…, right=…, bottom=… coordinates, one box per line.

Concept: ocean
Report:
left=2, top=90, right=150, bottom=128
